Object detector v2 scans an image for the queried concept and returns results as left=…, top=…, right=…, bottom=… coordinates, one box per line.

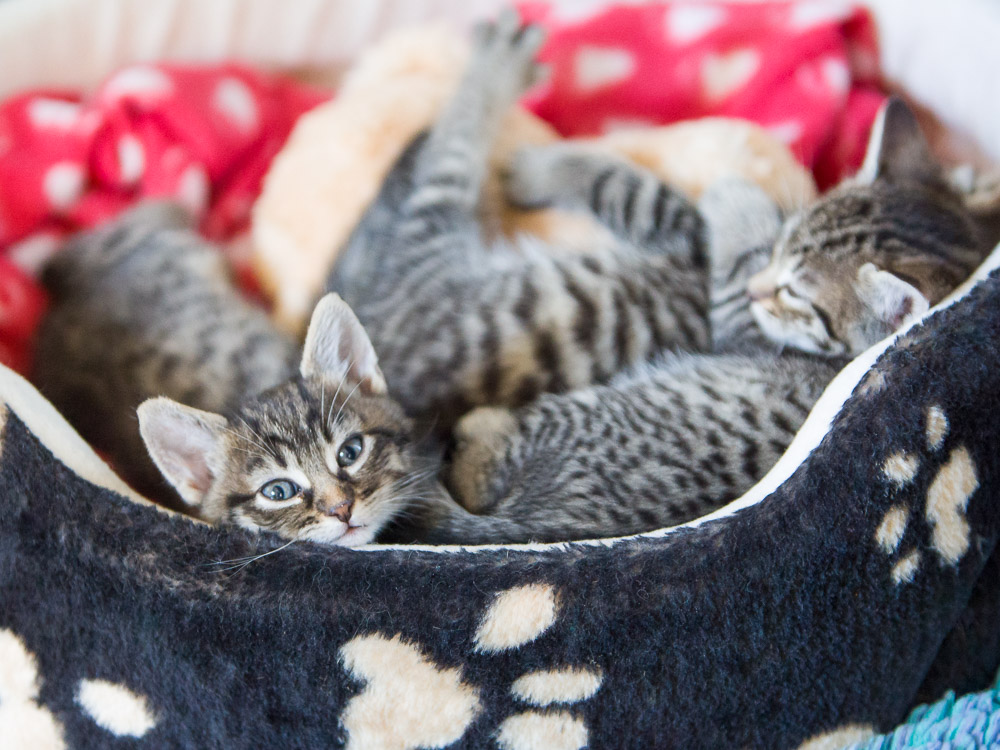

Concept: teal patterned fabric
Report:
left=853, top=670, right=1000, bottom=749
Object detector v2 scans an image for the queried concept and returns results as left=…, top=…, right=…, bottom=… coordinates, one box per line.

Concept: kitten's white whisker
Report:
left=327, top=357, right=353, bottom=426
left=334, top=381, right=364, bottom=426
left=208, top=539, right=296, bottom=573
left=240, top=417, right=281, bottom=459
left=220, top=425, right=272, bottom=458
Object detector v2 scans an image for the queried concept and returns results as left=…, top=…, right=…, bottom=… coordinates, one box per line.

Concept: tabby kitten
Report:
left=35, top=204, right=434, bottom=546
left=138, top=294, right=437, bottom=547
left=747, top=97, right=996, bottom=357
left=392, top=180, right=845, bottom=545
left=34, top=201, right=298, bottom=506
left=327, top=12, right=710, bottom=430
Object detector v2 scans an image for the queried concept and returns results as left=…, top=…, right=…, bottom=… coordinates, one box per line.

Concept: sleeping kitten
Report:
left=34, top=203, right=434, bottom=546
left=390, top=180, right=845, bottom=545
left=327, top=11, right=710, bottom=430
left=747, top=97, right=997, bottom=357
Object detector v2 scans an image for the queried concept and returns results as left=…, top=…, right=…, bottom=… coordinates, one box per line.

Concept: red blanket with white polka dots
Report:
left=0, top=1, right=884, bottom=375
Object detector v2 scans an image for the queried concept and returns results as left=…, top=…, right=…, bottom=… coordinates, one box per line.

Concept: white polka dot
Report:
left=701, top=49, right=760, bottom=103
left=176, top=165, right=209, bottom=214
left=766, top=120, right=804, bottom=146
left=798, top=57, right=850, bottom=97
left=116, top=135, right=145, bottom=185
left=787, top=1, right=852, bottom=31
left=43, top=162, right=85, bottom=212
left=76, top=679, right=157, bottom=738
left=821, top=58, right=851, bottom=95
left=665, top=5, right=726, bottom=44
left=7, top=232, right=61, bottom=276
left=102, top=66, right=174, bottom=102
left=27, top=98, right=81, bottom=130
left=213, top=77, right=259, bottom=134
left=574, top=46, right=637, bottom=93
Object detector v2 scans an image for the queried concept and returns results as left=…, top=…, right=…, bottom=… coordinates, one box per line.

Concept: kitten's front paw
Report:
left=471, top=9, right=547, bottom=105
left=448, top=406, right=518, bottom=513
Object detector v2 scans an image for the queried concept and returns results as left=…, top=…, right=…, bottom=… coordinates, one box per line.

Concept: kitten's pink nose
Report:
left=329, top=500, right=354, bottom=523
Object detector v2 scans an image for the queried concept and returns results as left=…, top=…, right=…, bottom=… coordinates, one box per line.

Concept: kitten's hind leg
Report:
left=399, top=11, right=546, bottom=229
left=505, top=144, right=705, bottom=265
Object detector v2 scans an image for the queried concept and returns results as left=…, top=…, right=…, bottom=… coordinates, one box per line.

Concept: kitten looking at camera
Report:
left=34, top=203, right=436, bottom=546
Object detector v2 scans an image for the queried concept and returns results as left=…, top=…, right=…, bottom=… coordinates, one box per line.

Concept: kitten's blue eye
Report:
left=337, top=435, right=364, bottom=468
left=259, top=479, right=301, bottom=502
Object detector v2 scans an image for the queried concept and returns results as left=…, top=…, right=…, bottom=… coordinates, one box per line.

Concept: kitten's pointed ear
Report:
left=858, top=97, right=938, bottom=185
left=300, top=293, right=388, bottom=395
left=137, top=397, right=228, bottom=508
left=856, top=262, right=930, bottom=331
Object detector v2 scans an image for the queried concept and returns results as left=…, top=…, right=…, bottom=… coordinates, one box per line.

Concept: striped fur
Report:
left=389, top=181, right=843, bottom=545
left=35, top=205, right=435, bottom=545
left=142, top=373, right=438, bottom=548
left=33, top=201, right=298, bottom=507
left=328, top=13, right=708, bottom=431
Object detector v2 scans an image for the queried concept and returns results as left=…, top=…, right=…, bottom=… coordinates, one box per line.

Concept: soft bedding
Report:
left=0, top=2, right=998, bottom=749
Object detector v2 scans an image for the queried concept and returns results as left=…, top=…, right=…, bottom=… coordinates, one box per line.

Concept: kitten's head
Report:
left=747, top=98, right=983, bottom=357
left=138, top=294, right=431, bottom=547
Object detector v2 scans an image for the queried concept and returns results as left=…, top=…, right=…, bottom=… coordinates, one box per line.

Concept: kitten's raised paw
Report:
left=470, top=10, right=547, bottom=105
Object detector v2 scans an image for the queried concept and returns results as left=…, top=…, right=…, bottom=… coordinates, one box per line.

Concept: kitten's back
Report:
left=34, top=201, right=297, bottom=505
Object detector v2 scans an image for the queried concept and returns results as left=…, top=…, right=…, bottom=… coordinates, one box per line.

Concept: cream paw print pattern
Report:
left=339, top=583, right=602, bottom=750
left=0, top=628, right=158, bottom=749
left=876, top=405, right=980, bottom=585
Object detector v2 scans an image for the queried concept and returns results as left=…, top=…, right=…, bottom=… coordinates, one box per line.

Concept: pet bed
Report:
left=2, top=1, right=1000, bottom=748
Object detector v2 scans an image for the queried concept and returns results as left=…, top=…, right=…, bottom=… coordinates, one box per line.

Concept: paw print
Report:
left=875, top=405, right=980, bottom=585
left=0, top=628, right=157, bottom=748
left=339, top=583, right=602, bottom=750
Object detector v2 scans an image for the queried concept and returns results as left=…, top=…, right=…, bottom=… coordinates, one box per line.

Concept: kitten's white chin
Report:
left=298, top=520, right=376, bottom=547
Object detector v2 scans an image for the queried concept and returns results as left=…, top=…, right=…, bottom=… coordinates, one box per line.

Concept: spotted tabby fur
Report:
left=392, top=181, right=844, bottom=545
left=328, top=12, right=709, bottom=431
left=747, top=98, right=997, bottom=358
left=34, top=204, right=434, bottom=546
